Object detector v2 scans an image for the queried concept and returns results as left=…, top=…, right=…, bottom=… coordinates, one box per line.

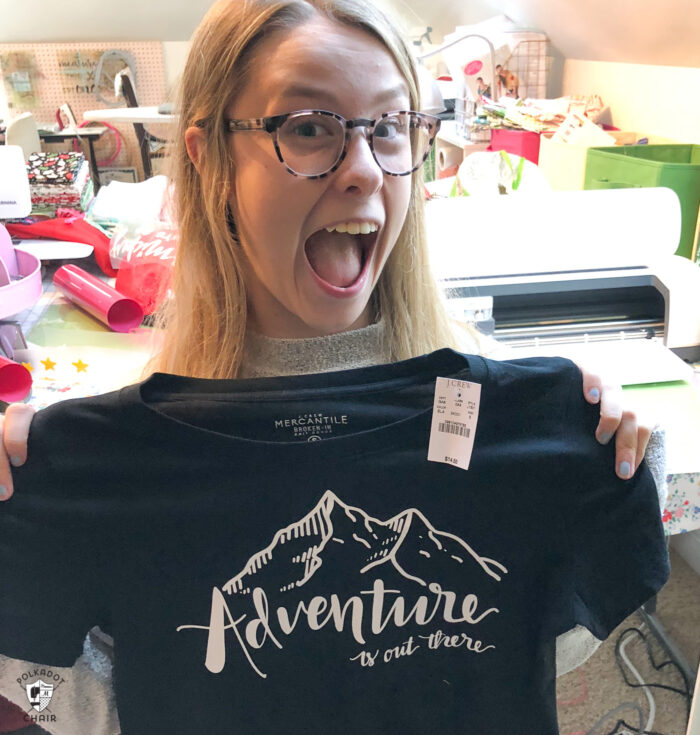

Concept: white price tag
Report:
left=427, top=377, right=481, bottom=471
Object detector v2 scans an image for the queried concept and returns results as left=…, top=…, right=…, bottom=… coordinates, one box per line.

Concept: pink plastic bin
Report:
left=488, top=129, right=541, bottom=165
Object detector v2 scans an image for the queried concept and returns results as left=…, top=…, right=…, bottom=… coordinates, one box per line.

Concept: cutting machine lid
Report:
left=426, top=187, right=682, bottom=280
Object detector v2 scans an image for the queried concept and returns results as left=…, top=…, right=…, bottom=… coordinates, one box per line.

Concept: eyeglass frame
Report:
left=223, top=109, right=441, bottom=179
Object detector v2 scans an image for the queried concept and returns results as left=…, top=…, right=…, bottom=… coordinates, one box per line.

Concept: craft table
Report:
left=2, top=259, right=155, bottom=410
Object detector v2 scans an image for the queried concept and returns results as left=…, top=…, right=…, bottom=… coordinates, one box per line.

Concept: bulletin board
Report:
left=0, top=42, right=169, bottom=179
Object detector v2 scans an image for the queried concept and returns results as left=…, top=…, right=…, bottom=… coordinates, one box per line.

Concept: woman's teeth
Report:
left=325, top=222, right=379, bottom=235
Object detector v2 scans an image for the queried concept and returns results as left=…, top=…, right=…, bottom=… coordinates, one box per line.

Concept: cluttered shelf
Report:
left=420, top=17, right=700, bottom=265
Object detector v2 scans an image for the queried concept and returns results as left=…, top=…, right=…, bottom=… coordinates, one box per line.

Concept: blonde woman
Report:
left=0, top=1, right=664, bottom=734
left=0, top=0, right=649, bottom=494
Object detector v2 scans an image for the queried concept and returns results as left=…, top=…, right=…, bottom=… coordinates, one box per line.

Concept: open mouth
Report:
left=304, top=223, right=379, bottom=292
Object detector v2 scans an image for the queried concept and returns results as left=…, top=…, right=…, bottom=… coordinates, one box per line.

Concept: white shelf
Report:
left=436, top=119, right=468, bottom=148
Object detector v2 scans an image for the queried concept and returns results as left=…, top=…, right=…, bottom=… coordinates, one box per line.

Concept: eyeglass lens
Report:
left=277, top=112, right=432, bottom=176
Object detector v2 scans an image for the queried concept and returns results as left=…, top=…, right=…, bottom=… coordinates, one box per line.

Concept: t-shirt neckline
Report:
left=120, top=348, right=488, bottom=463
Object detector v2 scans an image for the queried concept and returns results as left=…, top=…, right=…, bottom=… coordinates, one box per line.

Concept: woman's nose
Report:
left=332, top=129, right=384, bottom=196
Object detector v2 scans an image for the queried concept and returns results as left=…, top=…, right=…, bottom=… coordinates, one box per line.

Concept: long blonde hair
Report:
left=150, top=0, right=459, bottom=378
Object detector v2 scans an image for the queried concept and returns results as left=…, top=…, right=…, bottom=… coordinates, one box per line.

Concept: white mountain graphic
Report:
left=223, top=490, right=507, bottom=596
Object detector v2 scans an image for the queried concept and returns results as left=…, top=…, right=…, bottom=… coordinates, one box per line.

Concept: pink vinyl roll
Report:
left=53, top=264, right=144, bottom=333
left=0, top=355, right=32, bottom=403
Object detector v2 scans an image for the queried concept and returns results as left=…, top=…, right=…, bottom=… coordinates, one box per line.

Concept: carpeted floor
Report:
left=557, top=547, right=700, bottom=735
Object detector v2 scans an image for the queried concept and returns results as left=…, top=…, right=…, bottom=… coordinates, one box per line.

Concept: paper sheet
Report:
left=18, top=299, right=159, bottom=409
left=623, top=379, right=700, bottom=474
left=508, top=339, right=694, bottom=387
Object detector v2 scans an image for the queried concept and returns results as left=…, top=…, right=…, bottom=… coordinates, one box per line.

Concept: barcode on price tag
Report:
left=438, top=420, right=471, bottom=438
left=427, top=377, right=481, bottom=471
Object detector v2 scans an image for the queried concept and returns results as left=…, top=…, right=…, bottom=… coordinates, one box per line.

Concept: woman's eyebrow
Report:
left=276, top=83, right=410, bottom=108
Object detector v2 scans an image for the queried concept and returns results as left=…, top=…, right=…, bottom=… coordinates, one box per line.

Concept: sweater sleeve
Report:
left=452, top=322, right=510, bottom=358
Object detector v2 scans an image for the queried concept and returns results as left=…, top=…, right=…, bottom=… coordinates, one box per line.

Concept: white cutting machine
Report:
left=427, top=187, right=700, bottom=364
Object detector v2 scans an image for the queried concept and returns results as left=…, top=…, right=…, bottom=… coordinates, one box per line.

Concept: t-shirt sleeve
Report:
left=555, top=364, right=670, bottom=641
left=0, top=409, right=106, bottom=667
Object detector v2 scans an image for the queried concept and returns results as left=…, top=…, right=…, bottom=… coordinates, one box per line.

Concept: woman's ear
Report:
left=185, top=126, right=206, bottom=172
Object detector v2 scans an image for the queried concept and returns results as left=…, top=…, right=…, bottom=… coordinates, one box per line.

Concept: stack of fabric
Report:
left=26, top=151, right=93, bottom=215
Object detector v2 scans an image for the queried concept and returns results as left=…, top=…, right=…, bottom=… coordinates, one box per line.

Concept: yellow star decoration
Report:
left=72, top=359, right=88, bottom=373
left=21, top=362, right=33, bottom=372
left=41, top=357, right=56, bottom=371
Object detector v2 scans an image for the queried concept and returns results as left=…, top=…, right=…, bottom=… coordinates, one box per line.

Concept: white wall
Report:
left=562, top=60, right=700, bottom=144
left=0, top=0, right=211, bottom=43
left=493, top=0, right=700, bottom=67
left=162, top=42, right=190, bottom=99
left=382, top=0, right=500, bottom=42
left=0, top=0, right=494, bottom=44
left=4, top=0, right=700, bottom=70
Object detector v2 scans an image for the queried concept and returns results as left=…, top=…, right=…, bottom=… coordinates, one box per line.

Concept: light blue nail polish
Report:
left=0, top=486, right=7, bottom=499
left=588, top=388, right=600, bottom=402
left=599, top=431, right=613, bottom=445
left=619, top=461, right=631, bottom=479
left=10, top=456, right=22, bottom=467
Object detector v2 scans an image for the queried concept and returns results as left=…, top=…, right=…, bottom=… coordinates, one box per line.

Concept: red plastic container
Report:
left=0, top=355, right=32, bottom=402
left=488, top=129, right=541, bottom=164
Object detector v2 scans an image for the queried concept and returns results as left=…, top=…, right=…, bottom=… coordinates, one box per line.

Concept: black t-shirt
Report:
left=0, top=350, right=669, bottom=734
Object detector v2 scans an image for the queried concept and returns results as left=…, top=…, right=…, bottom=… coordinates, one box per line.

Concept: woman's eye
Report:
left=291, top=121, right=331, bottom=138
left=374, top=119, right=404, bottom=139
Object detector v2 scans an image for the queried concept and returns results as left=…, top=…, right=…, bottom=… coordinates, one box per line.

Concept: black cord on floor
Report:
left=614, top=626, right=692, bottom=721
left=586, top=702, right=647, bottom=735
left=605, top=718, right=666, bottom=735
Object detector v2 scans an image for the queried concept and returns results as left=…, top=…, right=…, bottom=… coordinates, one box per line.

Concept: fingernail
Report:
left=619, top=461, right=631, bottom=479
left=0, top=486, right=7, bottom=499
left=588, top=388, right=600, bottom=402
left=10, top=456, right=22, bottom=467
left=598, top=431, right=613, bottom=445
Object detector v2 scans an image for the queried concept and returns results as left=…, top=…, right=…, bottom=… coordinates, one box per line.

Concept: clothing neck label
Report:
left=427, top=376, right=481, bottom=471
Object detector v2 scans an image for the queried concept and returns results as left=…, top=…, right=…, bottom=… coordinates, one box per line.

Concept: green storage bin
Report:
left=584, top=144, right=700, bottom=259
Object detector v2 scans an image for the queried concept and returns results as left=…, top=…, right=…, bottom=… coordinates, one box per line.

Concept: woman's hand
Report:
left=578, top=365, right=653, bottom=480
left=0, top=404, right=36, bottom=501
